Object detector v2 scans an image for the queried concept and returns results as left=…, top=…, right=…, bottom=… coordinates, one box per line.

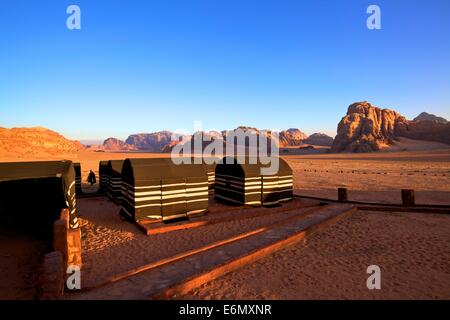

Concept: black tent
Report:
left=106, top=160, right=124, bottom=200
left=121, top=158, right=208, bottom=222
left=98, top=161, right=108, bottom=191
left=214, top=157, right=293, bottom=206
left=73, top=162, right=82, bottom=195
left=205, top=162, right=216, bottom=195
left=178, top=157, right=217, bottom=194
left=0, top=160, right=78, bottom=233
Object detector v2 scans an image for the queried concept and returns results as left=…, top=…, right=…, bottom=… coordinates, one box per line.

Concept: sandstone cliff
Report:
left=332, top=102, right=450, bottom=152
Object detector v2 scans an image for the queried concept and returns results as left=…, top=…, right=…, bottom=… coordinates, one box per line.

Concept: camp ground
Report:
left=214, top=157, right=293, bottom=206
left=4, top=155, right=445, bottom=300
left=120, top=158, right=209, bottom=222
left=0, top=160, right=78, bottom=232
left=105, top=160, right=124, bottom=201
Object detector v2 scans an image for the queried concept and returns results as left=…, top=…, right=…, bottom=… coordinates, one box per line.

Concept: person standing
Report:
left=87, top=170, right=96, bottom=186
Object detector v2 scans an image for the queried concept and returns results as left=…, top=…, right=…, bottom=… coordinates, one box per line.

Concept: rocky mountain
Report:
left=279, top=128, right=308, bottom=147
left=125, top=131, right=178, bottom=152
left=0, top=126, right=83, bottom=158
left=332, top=102, right=450, bottom=152
left=304, top=133, right=334, bottom=147
left=413, top=112, right=448, bottom=124
left=103, top=137, right=138, bottom=151
left=102, top=126, right=334, bottom=152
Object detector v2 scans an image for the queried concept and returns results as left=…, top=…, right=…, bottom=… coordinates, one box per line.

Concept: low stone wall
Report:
left=38, top=208, right=82, bottom=300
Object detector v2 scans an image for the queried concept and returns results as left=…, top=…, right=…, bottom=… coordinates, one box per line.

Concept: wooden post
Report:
left=338, top=188, right=348, bottom=203
left=401, top=189, right=415, bottom=207
left=38, top=251, right=65, bottom=300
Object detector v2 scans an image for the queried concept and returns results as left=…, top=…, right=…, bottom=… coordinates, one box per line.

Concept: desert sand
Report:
left=76, top=197, right=317, bottom=290
left=1, top=148, right=450, bottom=299
left=0, top=225, right=48, bottom=299
left=183, top=210, right=450, bottom=300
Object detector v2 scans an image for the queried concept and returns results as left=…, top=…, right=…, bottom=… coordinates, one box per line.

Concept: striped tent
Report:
left=206, top=163, right=216, bottom=195
left=120, top=158, right=209, bottom=222
left=73, top=162, right=83, bottom=195
left=214, top=157, right=293, bottom=206
left=98, top=161, right=108, bottom=191
left=181, top=157, right=217, bottom=194
left=0, top=160, right=78, bottom=233
left=106, top=160, right=124, bottom=200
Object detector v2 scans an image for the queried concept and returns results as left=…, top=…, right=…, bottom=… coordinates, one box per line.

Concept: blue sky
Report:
left=0, top=0, right=449, bottom=141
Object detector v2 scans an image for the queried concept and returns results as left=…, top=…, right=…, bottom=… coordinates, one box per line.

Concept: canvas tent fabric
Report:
left=106, top=160, right=124, bottom=200
left=120, top=158, right=209, bottom=222
left=0, top=160, right=78, bottom=232
left=206, top=163, right=216, bottom=194
left=214, top=157, right=293, bottom=206
left=175, top=157, right=217, bottom=194
left=74, top=162, right=82, bottom=195
left=98, top=161, right=108, bottom=191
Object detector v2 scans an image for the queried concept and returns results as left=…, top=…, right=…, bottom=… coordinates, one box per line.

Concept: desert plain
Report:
left=1, top=146, right=449, bottom=300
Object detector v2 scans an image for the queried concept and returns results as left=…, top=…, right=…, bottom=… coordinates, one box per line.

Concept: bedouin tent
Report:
left=98, top=161, right=108, bottom=191
left=0, top=160, right=78, bottom=233
left=214, top=157, right=293, bottom=206
left=120, top=158, right=209, bottom=222
left=204, top=161, right=216, bottom=195
left=73, top=162, right=82, bottom=195
left=106, top=160, right=124, bottom=200
left=178, top=157, right=217, bottom=194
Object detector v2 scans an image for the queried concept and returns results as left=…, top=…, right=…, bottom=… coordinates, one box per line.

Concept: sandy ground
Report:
left=0, top=226, right=48, bottom=300
left=1, top=148, right=450, bottom=299
left=285, top=149, right=450, bottom=205
left=183, top=210, right=450, bottom=300
left=77, top=197, right=315, bottom=289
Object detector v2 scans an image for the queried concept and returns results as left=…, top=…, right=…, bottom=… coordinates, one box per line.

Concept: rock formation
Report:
left=279, top=128, right=308, bottom=147
left=125, top=131, right=176, bottom=152
left=332, top=101, right=450, bottom=152
left=0, top=126, right=83, bottom=158
left=103, top=137, right=137, bottom=151
left=413, top=112, right=448, bottom=124
left=303, top=133, right=334, bottom=147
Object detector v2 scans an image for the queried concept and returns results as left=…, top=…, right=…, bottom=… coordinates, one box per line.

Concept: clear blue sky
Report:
left=1, top=0, right=449, bottom=141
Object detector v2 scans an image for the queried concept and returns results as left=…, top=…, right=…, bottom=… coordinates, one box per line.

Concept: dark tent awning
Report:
left=0, top=160, right=78, bottom=233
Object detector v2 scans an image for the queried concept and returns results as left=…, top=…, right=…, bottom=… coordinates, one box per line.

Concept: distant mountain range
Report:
left=92, top=127, right=334, bottom=152
left=1, top=102, right=449, bottom=158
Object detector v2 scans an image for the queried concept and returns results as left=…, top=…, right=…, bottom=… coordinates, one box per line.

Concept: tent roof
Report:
left=107, top=160, right=125, bottom=176
left=0, top=160, right=74, bottom=182
left=122, top=158, right=207, bottom=181
left=217, top=157, right=292, bottom=177
left=99, top=161, right=108, bottom=174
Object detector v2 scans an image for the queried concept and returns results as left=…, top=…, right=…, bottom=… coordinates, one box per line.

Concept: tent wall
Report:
left=74, top=162, right=82, bottom=195
left=205, top=163, right=216, bottom=195
left=106, top=160, right=124, bottom=200
left=121, top=158, right=208, bottom=222
left=0, top=160, right=78, bottom=233
left=214, top=157, right=293, bottom=206
left=98, top=161, right=108, bottom=191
